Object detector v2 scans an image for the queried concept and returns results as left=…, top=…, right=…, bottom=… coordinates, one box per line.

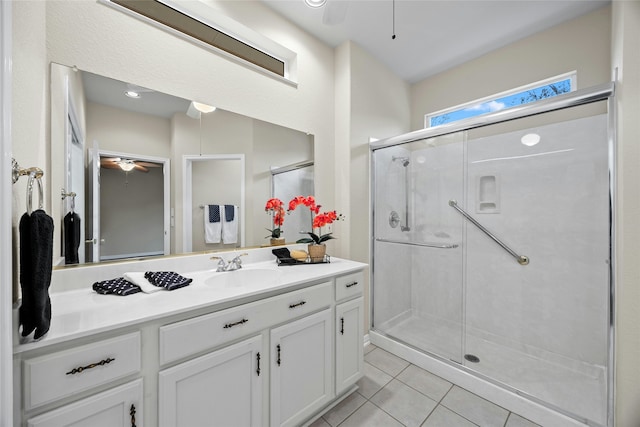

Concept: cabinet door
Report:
left=270, top=309, right=332, bottom=427
left=27, top=379, right=142, bottom=427
left=336, top=297, right=364, bottom=394
left=158, top=335, right=263, bottom=427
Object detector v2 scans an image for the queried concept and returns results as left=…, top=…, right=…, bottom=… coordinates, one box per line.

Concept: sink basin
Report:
left=203, top=268, right=282, bottom=289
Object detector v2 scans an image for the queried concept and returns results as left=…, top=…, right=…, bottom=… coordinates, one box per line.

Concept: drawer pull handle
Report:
left=65, top=357, right=115, bottom=375
left=289, top=300, right=306, bottom=309
left=223, top=318, right=248, bottom=329
left=340, top=317, right=344, bottom=335
left=256, top=352, right=261, bottom=376
left=130, top=404, right=137, bottom=427
left=276, top=344, right=281, bottom=366
left=346, top=281, right=359, bottom=288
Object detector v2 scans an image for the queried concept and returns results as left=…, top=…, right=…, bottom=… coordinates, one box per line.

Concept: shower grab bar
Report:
left=448, top=200, right=529, bottom=265
left=375, top=238, right=459, bottom=249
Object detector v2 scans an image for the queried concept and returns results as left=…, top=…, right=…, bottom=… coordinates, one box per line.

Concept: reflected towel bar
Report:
left=448, top=200, right=529, bottom=265
left=375, top=238, right=459, bottom=249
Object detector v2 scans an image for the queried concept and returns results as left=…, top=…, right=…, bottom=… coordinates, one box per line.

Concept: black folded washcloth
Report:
left=144, top=271, right=192, bottom=291
left=271, top=248, right=291, bottom=259
left=19, top=209, right=54, bottom=340
left=93, top=278, right=142, bottom=296
left=224, top=205, right=235, bottom=221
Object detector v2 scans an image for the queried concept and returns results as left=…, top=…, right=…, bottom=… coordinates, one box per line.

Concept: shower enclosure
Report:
left=370, top=83, right=614, bottom=427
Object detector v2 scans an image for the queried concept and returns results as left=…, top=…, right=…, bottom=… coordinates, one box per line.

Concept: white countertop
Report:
left=14, top=255, right=367, bottom=354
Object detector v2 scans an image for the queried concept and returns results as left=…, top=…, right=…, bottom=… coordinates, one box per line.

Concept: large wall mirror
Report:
left=50, top=63, right=314, bottom=267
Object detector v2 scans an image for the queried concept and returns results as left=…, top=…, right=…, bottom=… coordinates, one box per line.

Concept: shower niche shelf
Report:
left=476, top=174, right=500, bottom=214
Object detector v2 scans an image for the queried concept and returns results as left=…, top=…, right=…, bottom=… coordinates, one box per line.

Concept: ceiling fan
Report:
left=100, top=157, right=161, bottom=173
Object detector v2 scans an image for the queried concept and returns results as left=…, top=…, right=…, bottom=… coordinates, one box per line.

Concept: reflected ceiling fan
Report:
left=100, top=157, right=161, bottom=173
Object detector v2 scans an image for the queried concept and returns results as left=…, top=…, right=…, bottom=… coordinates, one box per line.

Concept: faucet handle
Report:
left=231, top=252, right=248, bottom=266
left=210, top=256, right=227, bottom=271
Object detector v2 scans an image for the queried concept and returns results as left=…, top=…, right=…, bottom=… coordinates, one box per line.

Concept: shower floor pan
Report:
left=378, top=312, right=607, bottom=425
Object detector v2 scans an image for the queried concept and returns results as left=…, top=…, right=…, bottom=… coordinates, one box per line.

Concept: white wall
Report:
left=611, top=1, right=640, bottom=426
left=411, top=6, right=612, bottom=131
left=336, top=41, right=412, bottom=331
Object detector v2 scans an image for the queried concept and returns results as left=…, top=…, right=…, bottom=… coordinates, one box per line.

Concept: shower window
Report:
left=426, top=71, right=576, bottom=127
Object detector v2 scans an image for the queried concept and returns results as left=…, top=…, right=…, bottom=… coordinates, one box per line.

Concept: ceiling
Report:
left=260, top=0, right=610, bottom=83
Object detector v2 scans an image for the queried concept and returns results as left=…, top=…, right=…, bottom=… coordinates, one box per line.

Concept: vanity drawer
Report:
left=270, top=280, right=333, bottom=323
left=160, top=281, right=333, bottom=365
left=24, top=332, right=141, bottom=410
left=335, top=271, right=364, bottom=301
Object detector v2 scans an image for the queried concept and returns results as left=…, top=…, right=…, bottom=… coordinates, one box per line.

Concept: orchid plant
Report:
left=264, top=198, right=285, bottom=239
left=287, top=195, right=344, bottom=245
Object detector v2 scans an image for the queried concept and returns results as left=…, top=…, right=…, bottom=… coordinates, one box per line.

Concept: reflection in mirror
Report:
left=50, top=63, right=314, bottom=267
left=272, top=162, right=315, bottom=244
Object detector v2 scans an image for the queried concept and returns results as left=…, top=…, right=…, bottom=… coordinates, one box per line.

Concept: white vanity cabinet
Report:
left=270, top=309, right=332, bottom=427
left=14, top=255, right=366, bottom=427
left=335, top=272, right=365, bottom=395
left=158, top=335, right=263, bottom=427
left=26, top=379, right=143, bottom=427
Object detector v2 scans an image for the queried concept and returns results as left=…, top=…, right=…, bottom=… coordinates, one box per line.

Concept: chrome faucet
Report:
left=210, top=253, right=248, bottom=272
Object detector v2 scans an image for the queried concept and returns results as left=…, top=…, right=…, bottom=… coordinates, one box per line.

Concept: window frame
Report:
left=424, top=71, right=577, bottom=128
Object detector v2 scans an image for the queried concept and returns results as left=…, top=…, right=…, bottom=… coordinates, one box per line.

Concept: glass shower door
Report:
left=372, top=133, right=466, bottom=363
left=462, top=107, right=610, bottom=425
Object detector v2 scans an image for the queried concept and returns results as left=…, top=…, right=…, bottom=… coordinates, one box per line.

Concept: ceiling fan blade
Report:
left=323, top=0, right=349, bottom=26
left=134, top=164, right=149, bottom=173
left=136, top=161, right=162, bottom=167
left=101, top=157, right=121, bottom=163
left=100, top=162, right=121, bottom=169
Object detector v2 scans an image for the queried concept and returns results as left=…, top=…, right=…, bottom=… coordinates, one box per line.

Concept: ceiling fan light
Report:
left=192, top=101, right=216, bottom=113
left=304, top=0, right=326, bottom=8
left=118, top=161, right=136, bottom=172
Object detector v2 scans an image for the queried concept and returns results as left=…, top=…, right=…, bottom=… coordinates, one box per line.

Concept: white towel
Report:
left=124, top=272, right=163, bottom=294
left=222, top=205, right=238, bottom=244
left=204, top=205, right=222, bottom=244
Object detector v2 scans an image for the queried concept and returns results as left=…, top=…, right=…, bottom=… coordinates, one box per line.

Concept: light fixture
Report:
left=521, top=133, right=541, bottom=146
left=117, top=160, right=136, bottom=172
left=124, top=90, right=141, bottom=99
left=192, top=101, right=216, bottom=113
left=305, top=0, right=326, bottom=8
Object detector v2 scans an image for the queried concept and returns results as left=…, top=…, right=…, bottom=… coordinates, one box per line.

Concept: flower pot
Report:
left=308, top=243, right=326, bottom=262
left=270, top=238, right=285, bottom=246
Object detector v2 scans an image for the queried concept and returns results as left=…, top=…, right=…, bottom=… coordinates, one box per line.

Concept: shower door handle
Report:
left=449, top=200, right=529, bottom=265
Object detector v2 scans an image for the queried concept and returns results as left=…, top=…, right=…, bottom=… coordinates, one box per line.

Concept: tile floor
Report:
left=310, top=345, right=541, bottom=427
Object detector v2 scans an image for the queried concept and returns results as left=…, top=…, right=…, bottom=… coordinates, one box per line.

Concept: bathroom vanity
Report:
left=12, top=247, right=366, bottom=427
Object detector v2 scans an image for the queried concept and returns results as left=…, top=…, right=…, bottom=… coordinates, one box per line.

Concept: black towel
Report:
left=144, top=271, right=192, bottom=291
left=63, top=212, right=81, bottom=264
left=224, top=205, right=235, bottom=221
left=93, top=278, right=141, bottom=296
left=208, top=205, right=220, bottom=223
left=19, top=209, right=54, bottom=340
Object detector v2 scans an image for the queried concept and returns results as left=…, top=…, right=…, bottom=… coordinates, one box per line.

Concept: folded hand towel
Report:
left=222, top=205, right=238, bottom=244
left=208, top=205, right=221, bottom=223
left=19, top=209, right=54, bottom=340
left=92, top=278, right=142, bottom=296
left=144, top=271, right=192, bottom=291
left=124, top=272, right=163, bottom=293
left=224, top=204, right=235, bottom=221
left=205, top=205, right=222, bottom=244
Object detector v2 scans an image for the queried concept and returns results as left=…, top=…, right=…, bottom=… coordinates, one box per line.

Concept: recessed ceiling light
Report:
left=521, top=133, right=541, bottom=146
left=305, top=0, right=326, bottom=8
left=125, top=90, right=141, bottom=99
